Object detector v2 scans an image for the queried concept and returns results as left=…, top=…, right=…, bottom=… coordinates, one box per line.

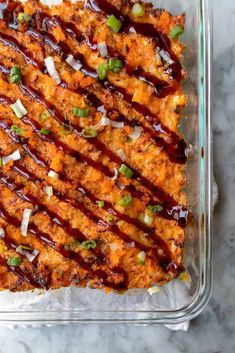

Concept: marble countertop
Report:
left=0, top=0, right=235, bottom=352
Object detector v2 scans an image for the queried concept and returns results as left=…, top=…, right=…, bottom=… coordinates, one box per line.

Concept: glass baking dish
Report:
left=0, top=0, right=212, bottom=325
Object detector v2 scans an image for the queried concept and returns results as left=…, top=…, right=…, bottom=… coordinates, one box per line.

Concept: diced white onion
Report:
left=111, top=121, right=125, bottom=129
left=0, top=228, right=5, bottom=238
left=90, top=116, right=110, bottom=130
left=148, top=286, right=160, bottom=296
left=44, top=56, right=61, bottom=84
left=21, top=208, right=32, bottom=236
left=98, top=42, right=108, bottom=57
left=137, top=251, right=146, bottom=263
left=128, top=126, right=143, bottom=140
left=90, top=116, right=124, bottom=130
left=126, top=241, right=135, bottom=248
left=66, top=54, right=82, bottom=71
left=110, top=167, right=118, bottom=181
left=116, top=181, right=125, bottom=190
left=48, top=170, right=59, bottom=180
left=10, top=99, right=28, bottom=118
left=116, top=148, right=126, bottom=161
left=109, top=242, right=122, bottom=252
left=144, top=214, right=153, bottom=225
left=159, top=49, right=174, bottom=65
left=2, top=150, right=21, bottom=166
left=44, top=185, right=53, bottom=197
left=16, top=246, right=39, bottom=262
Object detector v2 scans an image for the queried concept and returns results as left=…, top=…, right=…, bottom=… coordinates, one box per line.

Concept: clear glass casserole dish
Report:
left=0, top=0, right=212, bottom=325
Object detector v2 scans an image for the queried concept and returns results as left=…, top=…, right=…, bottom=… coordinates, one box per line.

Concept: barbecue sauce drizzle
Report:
left=0, top=1, right=187, bottom=164
left=0, top=119, right=175, bottom=272
left=0, top=91, right=187, bottom=227
left=0, top=0, right=188, bottom=287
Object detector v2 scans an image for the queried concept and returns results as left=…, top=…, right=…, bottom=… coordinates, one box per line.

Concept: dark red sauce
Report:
left=0, top=124, right=176, bottom=272
left=0, top=10, right=187, bottom=164
left=0, top=31, right=41, bottom=69
left=0, top=198, right=128, bottom=289
left=37, top=11, right=177, bottom=97
left=0, top=61, right=187, bottom=226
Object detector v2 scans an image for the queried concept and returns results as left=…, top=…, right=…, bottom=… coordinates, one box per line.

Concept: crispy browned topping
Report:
left=0, top=0, right=187, bottom=292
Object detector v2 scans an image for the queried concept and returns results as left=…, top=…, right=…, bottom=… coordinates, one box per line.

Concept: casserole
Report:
left=0, top=0, right=212, bottom=325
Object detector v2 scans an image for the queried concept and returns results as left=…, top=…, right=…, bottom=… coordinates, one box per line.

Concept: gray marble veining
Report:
left=0, top=0, right=234, bottom=352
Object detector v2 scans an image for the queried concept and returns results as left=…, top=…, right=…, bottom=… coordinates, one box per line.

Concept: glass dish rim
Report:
left=0, top=0, right=212, bottom=325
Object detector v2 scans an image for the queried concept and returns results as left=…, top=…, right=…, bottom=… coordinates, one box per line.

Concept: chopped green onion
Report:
left=97, top=62, right=109, bottom=80
left=64, top=241, right=80, bottom=251
left=169, top=25, right=184, bottom=40
left=17, top=245, right=33, bottom=252
left=81, top=129, right=98, bottom=138
left=10, top=99, right=27, bottom=118
left=9, top=66, right=22, bottom=84
left=72, top=107, right=90, bottom=118
left=132, top=3, right=145, bottom=17
left=81, top=240, right=97, bottom=250
left=0, top=158, right=3, bottom=167
left=97, top=200, right=105, bottom=208
left=137, top=251, right=146, bottom=265
left=107, top=215, right=114, bottom=224
left=11, top=125, right=23, bottom=135
left=144, top=214, right=153, bottom=225
left=7, top=256, right=22, bottom=267
left=119, top=164, right=133, bottom=179
left=108, top=58, right=123, bottom=73
left=117, top=194, right=132, bottom=207
left=18, top=12, right=32, bottom=23
left=147, top=204, right=163, bottom=213
left=61, top=123, right=73, bottom=135
left=11, top=66, right=21, bottom=76
left=40, top=128, right=50, bottom=135
left=106, top=15, right=122, bottom=33
left=39, top=111, right=50, bottom=121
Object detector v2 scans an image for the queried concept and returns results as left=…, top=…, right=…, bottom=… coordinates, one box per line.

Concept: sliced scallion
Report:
left=107, top=215, right=114, bottom=224
left=117, top=194, right=132, bottom=207
left=18, top=12, right=32, bottom=23
left=97, top=62, right=109, bottom=80
left=108, top=58, right=123, bottom=73
left=81, top=129, right=98, bottom=138
left=40, top=128, right=50, bottom=135
left=9, top=66, right=22, bottom=85
left=73, top=107, right=90, bottom=118
left=16, top=245, right=33, bottom=253
left=106, top=15, right=122, bottom=33
left=144, top=214, right=153, bottom=225
left=40, top=111, right=50, bottom=121
left=147, top=204, right=163, bottom=213
left=11, top=125, right=23, bottom=135
left=61, top=123, right=73, bottom=135
left=132, top=3, right=145, bottom=17
left=169, top=25, right=184, bottom=40
left=119, top=164, right=133, bottom=179
left=10, top=99, right=27, bottom=118
left=137, top=251, right=146, bottom=265
left=7, top=256, right=22, bottom=267
left=97, top=200, right=105, bottom=208
left=81, top=240, right=97, bottom=250
left=48, top=170, right=59, bottom=180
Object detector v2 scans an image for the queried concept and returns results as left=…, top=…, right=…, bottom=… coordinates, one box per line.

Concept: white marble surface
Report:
left=0, top=0, right=235, bottom=352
